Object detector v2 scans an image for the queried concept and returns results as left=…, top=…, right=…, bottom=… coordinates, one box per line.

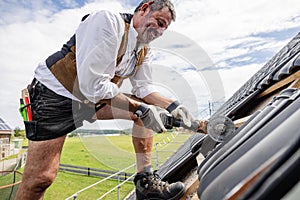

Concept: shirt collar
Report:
left=129, top=20, right=143, bottom=51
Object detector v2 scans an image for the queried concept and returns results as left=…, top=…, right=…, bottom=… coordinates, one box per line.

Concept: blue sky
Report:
left=0, top=0, right=300, bottom=129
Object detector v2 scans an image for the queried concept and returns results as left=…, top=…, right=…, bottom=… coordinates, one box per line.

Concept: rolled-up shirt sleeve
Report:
left=130, top=50, right=158, bottom=98
left=76, top=11, right=124, bottom=103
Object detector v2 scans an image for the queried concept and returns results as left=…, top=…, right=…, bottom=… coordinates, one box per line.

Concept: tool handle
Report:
left=19, top=98, right=28, bottom=121
left=163, top=114, right=200, bottom=132
left=22, top=88, right=32, bottom=121
left=172, top=118, right=199, bottom=132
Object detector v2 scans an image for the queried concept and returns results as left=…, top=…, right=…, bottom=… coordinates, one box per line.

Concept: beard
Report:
left=139, top=26, right=159, bottom=44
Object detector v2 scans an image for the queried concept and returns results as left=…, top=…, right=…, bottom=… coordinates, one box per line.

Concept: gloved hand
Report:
left=166, top=100, right=194, bottom=127
left=134, top=103, right=168, bottom=133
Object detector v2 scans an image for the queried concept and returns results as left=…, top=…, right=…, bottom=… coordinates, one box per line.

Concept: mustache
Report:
left=146, top=27, right=159, bottom=39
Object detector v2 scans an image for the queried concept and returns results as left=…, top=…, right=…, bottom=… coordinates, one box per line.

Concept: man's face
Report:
left=135, top=5, right=172, bottom=44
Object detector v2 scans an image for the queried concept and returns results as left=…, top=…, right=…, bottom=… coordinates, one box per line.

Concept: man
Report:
left=16, top=1, right=206, bottom=199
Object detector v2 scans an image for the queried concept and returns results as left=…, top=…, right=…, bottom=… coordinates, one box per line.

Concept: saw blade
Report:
left=207, top=116, right=235, bottom=142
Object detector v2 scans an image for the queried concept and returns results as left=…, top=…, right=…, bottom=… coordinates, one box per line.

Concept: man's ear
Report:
left=139, top=1, right=153, bottom=15
left=140, top=4, right=149, bottom=15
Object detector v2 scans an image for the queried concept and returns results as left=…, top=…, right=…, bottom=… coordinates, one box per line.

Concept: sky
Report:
left=0, top=0, right=300, bottom=130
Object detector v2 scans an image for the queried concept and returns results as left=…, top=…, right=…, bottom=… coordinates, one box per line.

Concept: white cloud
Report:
left=1, top=0, right=300, bottom=129
left=219, top=64, right=262, bottom=99
left=60, top=0, right=80, bottom=7
left=171, top=0, right=300, bottom=64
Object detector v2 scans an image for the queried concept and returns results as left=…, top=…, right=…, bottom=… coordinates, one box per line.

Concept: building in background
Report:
left=0, top=117, right=14, bottom=159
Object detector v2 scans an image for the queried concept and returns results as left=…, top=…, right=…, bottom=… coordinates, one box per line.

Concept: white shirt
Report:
left=34, top=10, right=157, bottom=103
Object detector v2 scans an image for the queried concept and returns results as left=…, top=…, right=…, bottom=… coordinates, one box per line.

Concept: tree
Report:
left=14, top=127, right=25, bottom=138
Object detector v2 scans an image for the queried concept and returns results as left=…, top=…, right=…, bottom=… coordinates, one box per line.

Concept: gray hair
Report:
left=134, top=0, right=176, bottom=21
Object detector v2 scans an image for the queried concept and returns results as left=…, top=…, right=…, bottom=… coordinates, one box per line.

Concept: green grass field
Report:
left=0, top=171, right=22, bottom=200
left=45, top=170, right=135, bottom=200
left=45, top=136, right=135, bottom=199
left=1, top=132, right=191, bottom=199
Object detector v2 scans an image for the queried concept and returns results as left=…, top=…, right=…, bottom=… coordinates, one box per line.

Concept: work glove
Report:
left=166, top=100, right=194, bottom=127
left=134, top=103, right=168, bottom=133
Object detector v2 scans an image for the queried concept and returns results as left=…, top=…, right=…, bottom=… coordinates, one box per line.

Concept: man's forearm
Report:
left=100, top=93, right=142, bottom=113
left=99, top=92, right=173, bottom=113
left=142, top=92, right=173, bottom=109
